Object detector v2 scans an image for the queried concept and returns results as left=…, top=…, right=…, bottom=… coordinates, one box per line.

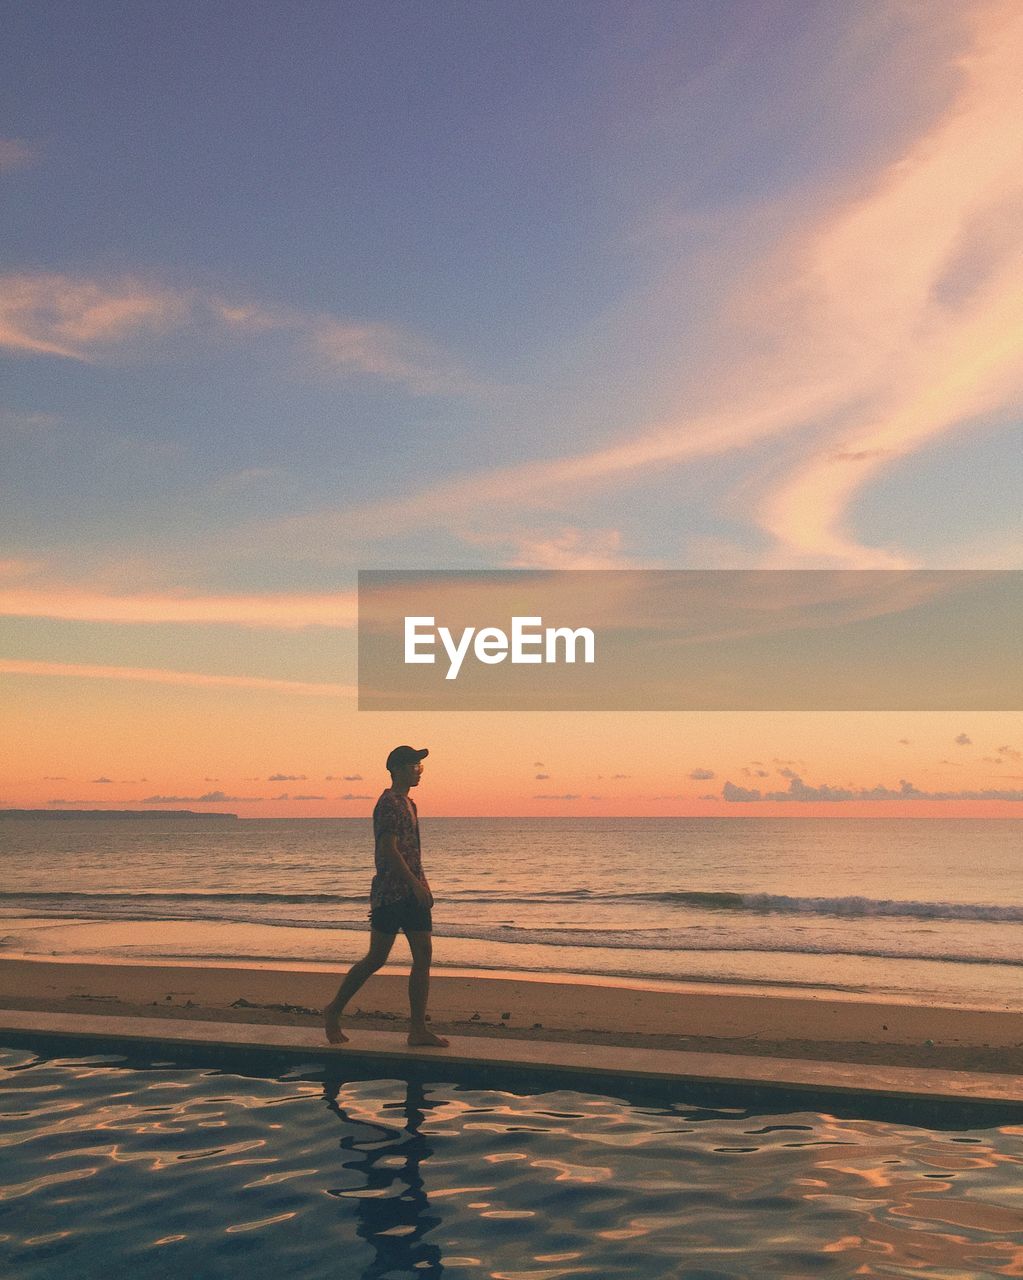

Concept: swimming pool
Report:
left=2, top=1043, right=1021, bottom=1279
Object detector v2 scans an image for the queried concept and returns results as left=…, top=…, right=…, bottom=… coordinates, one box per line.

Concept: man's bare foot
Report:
left=324, top=1006, right=349, bottom=1045
left=408, top=1028, right=449, bottom=1048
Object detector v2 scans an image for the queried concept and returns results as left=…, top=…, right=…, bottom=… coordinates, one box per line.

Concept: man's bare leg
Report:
left=406, top=931, right=449, bottom=1047
left=324, top=930, right=395, bottom=1044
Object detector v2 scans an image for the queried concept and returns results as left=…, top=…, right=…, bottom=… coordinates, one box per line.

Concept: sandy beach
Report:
left=1, top=956, right=1020, bottom=1076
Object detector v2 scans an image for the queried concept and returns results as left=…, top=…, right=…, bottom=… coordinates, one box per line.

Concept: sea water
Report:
left=0, top=817, right=1021, bottom=1007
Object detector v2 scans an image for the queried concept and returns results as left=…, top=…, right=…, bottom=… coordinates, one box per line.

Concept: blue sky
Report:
left=7, top=0, right=1019, bottom=595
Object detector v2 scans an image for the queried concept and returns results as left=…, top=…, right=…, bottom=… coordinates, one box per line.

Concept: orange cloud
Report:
left=0, top=586, right=357, bottom=628
left=313, top=318, right=485, bottom=397
left=213, top=298, right=480, bottom=393
left=0, top=658, right=355, bottom=697
left=261, top=384, right=831, bottom=552
left=466, top=525, right=640, bottom=569
left=0, top=274, right=188, bottom=359
left=0, top=138, right=37, bottom=172
left=259, top=2, right=1022, bottom=569
left=721, top=775, right=1023, bottom=802
left=757, top=0, right=1023, bottom=564
left=0, top=274, right=477, bottom=396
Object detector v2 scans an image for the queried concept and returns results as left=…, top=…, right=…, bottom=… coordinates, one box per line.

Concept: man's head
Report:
left=386, top=744, right=428, bottom=787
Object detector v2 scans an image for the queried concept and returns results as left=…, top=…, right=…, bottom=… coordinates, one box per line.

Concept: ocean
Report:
left=1, top=816, right=1020, bottom=1009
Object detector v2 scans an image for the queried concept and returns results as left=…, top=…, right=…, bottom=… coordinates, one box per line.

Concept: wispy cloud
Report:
left=264, top=3, right=1023, bottom=568
left=485, top=526, right=640, bottom=570
left=210, top=466, right=287, bottom=496
left=0, top=586, right=356, bottom=628
left=0, top=274, right=188, bottom=359
left=216, top=297, right=487, bottom=396
left=755, top=1, right=1023, bottom=564
left=0, top=408, right=60, bottom=434
left=0, top=658, right=355, bottom=697
left=264, top=390, right=829, bottom=553
left=0, top=138, right=38, bottom=172
left=312, top=318, right=483, bottom=397
left=0, top=273, right=480, bottom=397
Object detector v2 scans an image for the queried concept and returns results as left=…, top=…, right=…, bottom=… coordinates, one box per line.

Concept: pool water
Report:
left=1, top=1045, right=1021, bottom=1279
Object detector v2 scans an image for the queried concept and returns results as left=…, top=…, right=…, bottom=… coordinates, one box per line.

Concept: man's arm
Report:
left=377, top=833, right=432, bottom=906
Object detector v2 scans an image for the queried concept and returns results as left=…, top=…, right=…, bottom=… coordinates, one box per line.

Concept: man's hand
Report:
left=412, top=881, right=432, bottom=909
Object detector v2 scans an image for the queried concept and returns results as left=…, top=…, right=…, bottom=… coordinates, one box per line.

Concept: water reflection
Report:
left=4, top=1045, right=1023, bottom=1280
left=324, top=1076, right=444, bottom=1279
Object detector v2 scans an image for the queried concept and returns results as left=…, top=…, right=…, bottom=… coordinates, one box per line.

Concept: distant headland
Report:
left=0, top=809, right=239, bottom=820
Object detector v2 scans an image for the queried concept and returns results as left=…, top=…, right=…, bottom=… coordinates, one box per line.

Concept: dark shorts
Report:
left=369, top=894, right=432, bottom=936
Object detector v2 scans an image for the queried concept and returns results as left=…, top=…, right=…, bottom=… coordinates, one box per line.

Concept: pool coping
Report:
left=3, top=1008, right=1023, bottom=1110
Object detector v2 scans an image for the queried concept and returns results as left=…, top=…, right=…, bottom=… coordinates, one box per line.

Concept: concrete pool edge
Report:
left=3, top=1008, right=1023, bottom=1110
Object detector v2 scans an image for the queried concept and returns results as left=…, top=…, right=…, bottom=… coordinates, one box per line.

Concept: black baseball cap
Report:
left=386, top=745, right=429, bottom=773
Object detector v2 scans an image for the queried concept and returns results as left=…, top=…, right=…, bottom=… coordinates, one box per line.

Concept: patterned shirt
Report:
left=370, top=788, right=426, bottom=907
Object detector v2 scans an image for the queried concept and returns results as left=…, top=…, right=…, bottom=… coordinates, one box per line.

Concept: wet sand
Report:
left=1, top=956, right=1021, bottom=1075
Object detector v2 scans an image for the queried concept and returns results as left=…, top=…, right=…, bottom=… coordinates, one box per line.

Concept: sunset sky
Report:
left=2, top=0, right=1021, bottom=817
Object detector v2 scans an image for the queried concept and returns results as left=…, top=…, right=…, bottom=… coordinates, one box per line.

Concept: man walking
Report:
left=324, top=745, right=449, bottom=1047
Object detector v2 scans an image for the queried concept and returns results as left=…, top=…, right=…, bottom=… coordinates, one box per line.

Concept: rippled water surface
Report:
left=2, top=1045, right=1022, bottom=1279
